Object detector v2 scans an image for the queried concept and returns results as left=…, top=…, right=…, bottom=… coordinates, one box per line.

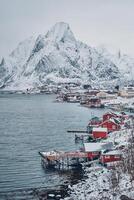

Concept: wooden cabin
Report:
left=97, top=91, right=117, bottom=100
left=87, top=117, right=102, bottom=133
left=92, top=127, right=108, bottom=139
left=103, top=112, right=128, bottom=126
left=103, top=112, right=119, bottom=122
left=84, top=142, right=113, bottom=160
left=87, top=97, right=102, bottom=108
left=100, top=150, right=122, bottom=164
left=100, top=118, right=121, bottom=132
left=119, top=86, right=134, bottom=98
left=88, top=117, right=102, bottom=126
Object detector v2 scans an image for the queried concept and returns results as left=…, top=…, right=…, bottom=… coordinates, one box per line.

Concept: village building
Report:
left=88, top=117, right=102, bottom=126
left=84, top=90, right=99, bottom=96
left=100, top=150, right=122, bottom=164
left=84, top=142, right=113, bottom=160
left=87, top=117, right=103, bottom=134
left=100, top=118, right=121, bottom=132
left=119, top=86, right=134, bottom=98
left=103, top=112, right=119, bottom=122
left=97, top=91, right=117, bottom=99
left=80, top=94, right=92, bottom=104
left=86, top=97, right=102, bottom=108
left=92, top=127, right=108, bottom=139
left=103, top=111, right=126, bottom=122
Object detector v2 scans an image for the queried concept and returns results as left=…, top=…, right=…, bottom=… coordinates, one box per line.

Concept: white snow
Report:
left=93, top=127, right=108, bottom=132
left=64, top=117, right=134, bottom=200
left=0, top=22, right=122, bottom=90
left=84, top=142, right=113, bottom=152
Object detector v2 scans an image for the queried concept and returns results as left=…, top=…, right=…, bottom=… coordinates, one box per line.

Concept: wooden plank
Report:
left=67, top=130, right=88, bottom=133
left=39, top=151, right=88, bottom=160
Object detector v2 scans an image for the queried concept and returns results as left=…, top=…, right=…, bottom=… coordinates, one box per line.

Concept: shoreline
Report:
left=0, top=184, right=70, bottom=200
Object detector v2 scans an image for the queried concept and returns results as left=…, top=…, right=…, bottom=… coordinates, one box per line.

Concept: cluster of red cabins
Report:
left=40, top=111, right=130, bottom=169
left=84, top=111, right=129, bottom=165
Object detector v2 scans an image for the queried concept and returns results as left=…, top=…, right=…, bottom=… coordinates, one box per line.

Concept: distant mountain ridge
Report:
left=0, top=22, right=133, bottom=90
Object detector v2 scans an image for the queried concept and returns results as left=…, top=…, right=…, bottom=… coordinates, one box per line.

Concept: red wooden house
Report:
left=87, top=97, right=102, bottom=108
left=92, top=127, right=108, bottom=139
left=103, top=112, right=128, bottom=123
left=100, top=118, right=121, bottom=132
left=84, top=142, right=113, bottom=160
left=88, top=117, right=102, bottom=126
left=87, top=117, right=102, bottom=133
left=103, top=112, right=118, bottom=122
left=100, top=150, right=122, bottom=164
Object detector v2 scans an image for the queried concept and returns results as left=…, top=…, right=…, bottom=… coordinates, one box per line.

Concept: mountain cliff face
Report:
left=0, top=22, right=122, bottom=90
left=97, top=47, right=134, bottom=85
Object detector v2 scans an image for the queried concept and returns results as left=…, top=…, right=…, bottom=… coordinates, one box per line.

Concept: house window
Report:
left=92, top=152, right=97, bottom=155
left=114, top=155, right=120, bottom=159
left=105, top=155, right=110, bottom=159
left=112, top=125, right=116, bottom=129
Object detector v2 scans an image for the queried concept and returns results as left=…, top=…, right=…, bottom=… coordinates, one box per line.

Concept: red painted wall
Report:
left=87, top=152, right=100, bottom=159
left=101, top=121, right=120, bottom=132
left=93, top=131, right=107, bottom=139
left=100, top=155, right=121, bottom=163
left=103, top=113, right=115, bottom=122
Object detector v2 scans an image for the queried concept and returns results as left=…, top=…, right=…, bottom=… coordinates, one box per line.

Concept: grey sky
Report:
left=0, top=0, right=134, bottom=60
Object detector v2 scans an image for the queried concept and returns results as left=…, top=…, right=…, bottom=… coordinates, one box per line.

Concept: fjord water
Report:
left=0, top=93, right=106, bottom=192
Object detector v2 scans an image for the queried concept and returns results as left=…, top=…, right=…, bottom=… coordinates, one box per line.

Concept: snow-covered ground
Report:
left=64, top=118, right=134, bottom=200
left=65, top=165, right=134, bottom=200
left=102, top=96, right=134, bottom=106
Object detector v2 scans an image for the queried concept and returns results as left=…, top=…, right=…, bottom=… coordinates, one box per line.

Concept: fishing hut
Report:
left=39, top=150, right=88, bottom=169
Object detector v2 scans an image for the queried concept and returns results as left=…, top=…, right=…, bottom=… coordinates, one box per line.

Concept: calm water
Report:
left=0, top=93, right=107, bottom=192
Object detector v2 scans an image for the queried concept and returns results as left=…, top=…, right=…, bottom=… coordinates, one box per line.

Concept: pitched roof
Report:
left=93, top=127, right=108, bottom=132
left=104, top=111, right=118, bottom=117
left=84, top=142, right=113, bottom=152
left=100, top=117, right=121, bottom=126
left=101, top=150, right=122, bottom=155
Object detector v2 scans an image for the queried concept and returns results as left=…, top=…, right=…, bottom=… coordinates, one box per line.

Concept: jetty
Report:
left=67, top=130, right=88, bottom=133
left=39, top=151, right=88, bottom=169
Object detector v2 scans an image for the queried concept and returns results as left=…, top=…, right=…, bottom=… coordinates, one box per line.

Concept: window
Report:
left=114, top=155, right=120, bottom=159
left=105, top=155, right=110, bottom=159
left=112, top=125, right=116, bottom=129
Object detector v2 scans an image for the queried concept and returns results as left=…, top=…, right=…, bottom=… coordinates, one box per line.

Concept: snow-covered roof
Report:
left=102, top=150, right=122, bottom=155
left=100, top=117, right=121, bottom=126
left=93, top=127, right=107, bottom=132
left=84, top=143, right=104, bottom=152
left=104, top=111, right=118, bottom=116
left=110, top=118, right=121, bottom=125
left=84, top=142, right=113, bottom=152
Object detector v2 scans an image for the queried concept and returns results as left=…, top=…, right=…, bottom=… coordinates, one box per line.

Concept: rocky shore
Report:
left=0, top=185, right=70, bottom=200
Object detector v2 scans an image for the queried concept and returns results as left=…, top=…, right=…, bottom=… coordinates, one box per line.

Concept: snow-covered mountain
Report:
left=97, top=47, right=134, bottom=85
left=0, top=22, right=131, bottom=90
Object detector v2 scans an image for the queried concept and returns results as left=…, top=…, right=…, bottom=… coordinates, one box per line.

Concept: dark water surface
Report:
left=0, top=93, right=107, bottom=193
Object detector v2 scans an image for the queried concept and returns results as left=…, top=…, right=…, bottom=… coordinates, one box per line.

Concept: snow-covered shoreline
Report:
left=64, top=118, right=134, bottom=200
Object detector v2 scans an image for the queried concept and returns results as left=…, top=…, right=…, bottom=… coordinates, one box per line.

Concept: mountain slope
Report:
left=97, top=47, right=134, bottom=85
left=0, top=22, right=121, bottom=90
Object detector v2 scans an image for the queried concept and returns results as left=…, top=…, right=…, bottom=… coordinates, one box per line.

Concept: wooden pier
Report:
left=39, top=151, right=88, bottom=169
left=67, top=130, right=88, bottom=133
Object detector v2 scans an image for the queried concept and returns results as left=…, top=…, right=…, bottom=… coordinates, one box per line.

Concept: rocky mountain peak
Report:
left=0, top=58, right=5, bottom=66
left=0, top=22, right=131, bottom=90
left=45, top=22, right=76, bottom=43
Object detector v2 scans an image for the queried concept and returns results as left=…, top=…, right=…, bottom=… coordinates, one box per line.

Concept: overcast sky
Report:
left=0, top=0, right=134, bottom=60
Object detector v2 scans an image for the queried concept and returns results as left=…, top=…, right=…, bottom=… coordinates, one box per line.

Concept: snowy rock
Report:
left=120, top=195, right=134, bottom=200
